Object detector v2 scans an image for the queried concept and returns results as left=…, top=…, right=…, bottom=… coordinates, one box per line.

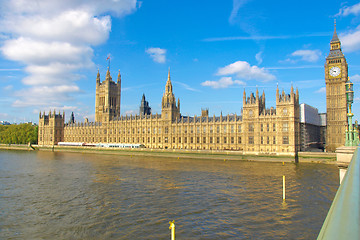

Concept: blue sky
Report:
left=1, top=0, right=360, bottom=123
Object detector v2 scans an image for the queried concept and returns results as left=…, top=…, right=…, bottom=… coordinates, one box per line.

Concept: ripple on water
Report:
left=0, top=151, right=339, bottom=239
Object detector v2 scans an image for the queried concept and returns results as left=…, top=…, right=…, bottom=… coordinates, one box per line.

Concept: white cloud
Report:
left=255, top=51, right=263, bottom=65
left=123, top=110, right=137, bottom=115
left=12, top=85, right=80, bottom=107
left=3, top=85, right=13, bottom=91
left=201, top=77, right=246, bottom=89
left=2, top=37, right=94, bottom=66
left=22, top=62, right=89, bottom=86
left=1, top=0, right=137, bottom=17
left=0, top=68, right=21, bottom=71
left=216, top=61, right=275, bottom=82
left=0, top=0, right=138, bottom=109
left=202, top=33, right=330, bottom=42
left=0, top=113, right=9, bottom=118
left=351, top=74, right=360, bottom=82
left=316, top=87, right=326, bottom=93
left=33, top=106, right=78, bottom=115
left=336, top=3, right=360, bottom=52
left=145, top=47, right=166, bottom=63
left=229, top=0, right=250, bottom=24
left=266, top=65, right=322, bottom=70
left=2, top=11, right=111, bottom=45
left=336, top=3, right=360, bottom=16
left=340, top=26, right=360, bottom=52
left=291, top=49, right=322, bottom=62
left=173, top=81, right=200, bottom=92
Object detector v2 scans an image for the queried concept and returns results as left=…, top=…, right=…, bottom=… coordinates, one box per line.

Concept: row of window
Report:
left=65, top=121, right=293, bottom=136
left=327, top=110, right=346, bottom=121
left=249, top=123, right=289, bottom=132
left=67, top=125, right=243, bottom=135
left=247, top=108, right=289, bottom=116
left=328, top=58, right=341, bottom=63
left=248, top=136, right=288, bottom=144
left=65, top=135, right=290, bottom=145
left=67, top=123, right=290, bottom=136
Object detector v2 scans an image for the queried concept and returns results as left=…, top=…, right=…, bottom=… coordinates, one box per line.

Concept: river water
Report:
left=0, top=150, right=339, bottom=239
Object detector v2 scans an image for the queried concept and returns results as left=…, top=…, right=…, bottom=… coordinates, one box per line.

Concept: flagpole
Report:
left=107, top=54, right=111, bottom=72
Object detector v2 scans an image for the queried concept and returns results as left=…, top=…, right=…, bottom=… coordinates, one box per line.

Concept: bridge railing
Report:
left=317, top=147, right=360, bottom=239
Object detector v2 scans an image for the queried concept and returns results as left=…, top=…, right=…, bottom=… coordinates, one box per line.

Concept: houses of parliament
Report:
left=38, top=23, right=351, bottom=154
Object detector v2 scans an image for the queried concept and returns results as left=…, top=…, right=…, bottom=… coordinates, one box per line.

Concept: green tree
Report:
left=0, top=123, right=38, bottom=144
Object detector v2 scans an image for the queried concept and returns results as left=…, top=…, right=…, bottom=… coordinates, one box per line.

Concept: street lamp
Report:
left=345, top=77, right=359, bottom=146
left=345, top=78, right=354, bottom=113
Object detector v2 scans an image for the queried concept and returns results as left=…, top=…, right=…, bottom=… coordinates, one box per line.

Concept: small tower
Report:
left=95, top=67, right=121, bottom=122
left=201, top=108, right=209, bottom=117
left=243, top=88, right=265, bottom=117
left=69, top=112, right=75, bottom=124
left=161, top=68, right=180, bottom=121
left=38, top=110, right=64, bottom=146
left=139, top=93, right=151, bottom=116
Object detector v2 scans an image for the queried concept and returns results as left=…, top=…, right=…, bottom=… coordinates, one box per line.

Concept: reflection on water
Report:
left=0, top=150, right=338, bottom=239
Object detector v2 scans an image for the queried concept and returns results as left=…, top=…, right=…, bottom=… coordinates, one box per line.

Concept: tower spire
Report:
left=168, top=67, right=171, bottom=82
left=161, top=67, right=180, bottom=121
left=331, top=19, right=340, bottom=43
left=165, top=67, right=173, bottom=93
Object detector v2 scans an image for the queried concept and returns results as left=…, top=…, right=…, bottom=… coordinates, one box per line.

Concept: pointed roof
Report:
left=117, top=69, right=121, bottom=83
left=165, top=67, right=173, bottom=94
left=167, top=67, right=171, bottom=83
left=327, top=20, right=344, bottom=59
left=331, top=19, right=340, bottom=43
left=105, top=67, right=111, bottom=81
left=96, top=69, right=100, bottom=82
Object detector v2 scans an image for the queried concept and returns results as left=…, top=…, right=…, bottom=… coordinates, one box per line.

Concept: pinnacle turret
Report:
left=96, top=69, right=100, bottom=84
left=243, top=89, right=246, bottom=104
left=117, top=70, right=121, bottom=83
left=105, top=67, right=112, bottom=82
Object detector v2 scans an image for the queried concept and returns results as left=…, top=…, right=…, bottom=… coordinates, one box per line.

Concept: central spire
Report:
left=165, top=67, right=173, bottom=94
left=331, top=19, right=340, bottom=43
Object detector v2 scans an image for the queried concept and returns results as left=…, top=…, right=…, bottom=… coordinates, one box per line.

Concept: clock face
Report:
left=329, top=66, right=341, bottom=77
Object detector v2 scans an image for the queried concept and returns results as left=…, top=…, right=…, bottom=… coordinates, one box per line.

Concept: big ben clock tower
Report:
left=325, top=21, right=348, bottom=151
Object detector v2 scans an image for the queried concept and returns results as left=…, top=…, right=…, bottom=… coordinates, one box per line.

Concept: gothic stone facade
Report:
left=38, top=111, right=64, bottom=145
left=38, top=69, right=300, bottom=156
left=95, top=68, right=121, bottom=122
left=325, top=23, right=348, bottom=151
